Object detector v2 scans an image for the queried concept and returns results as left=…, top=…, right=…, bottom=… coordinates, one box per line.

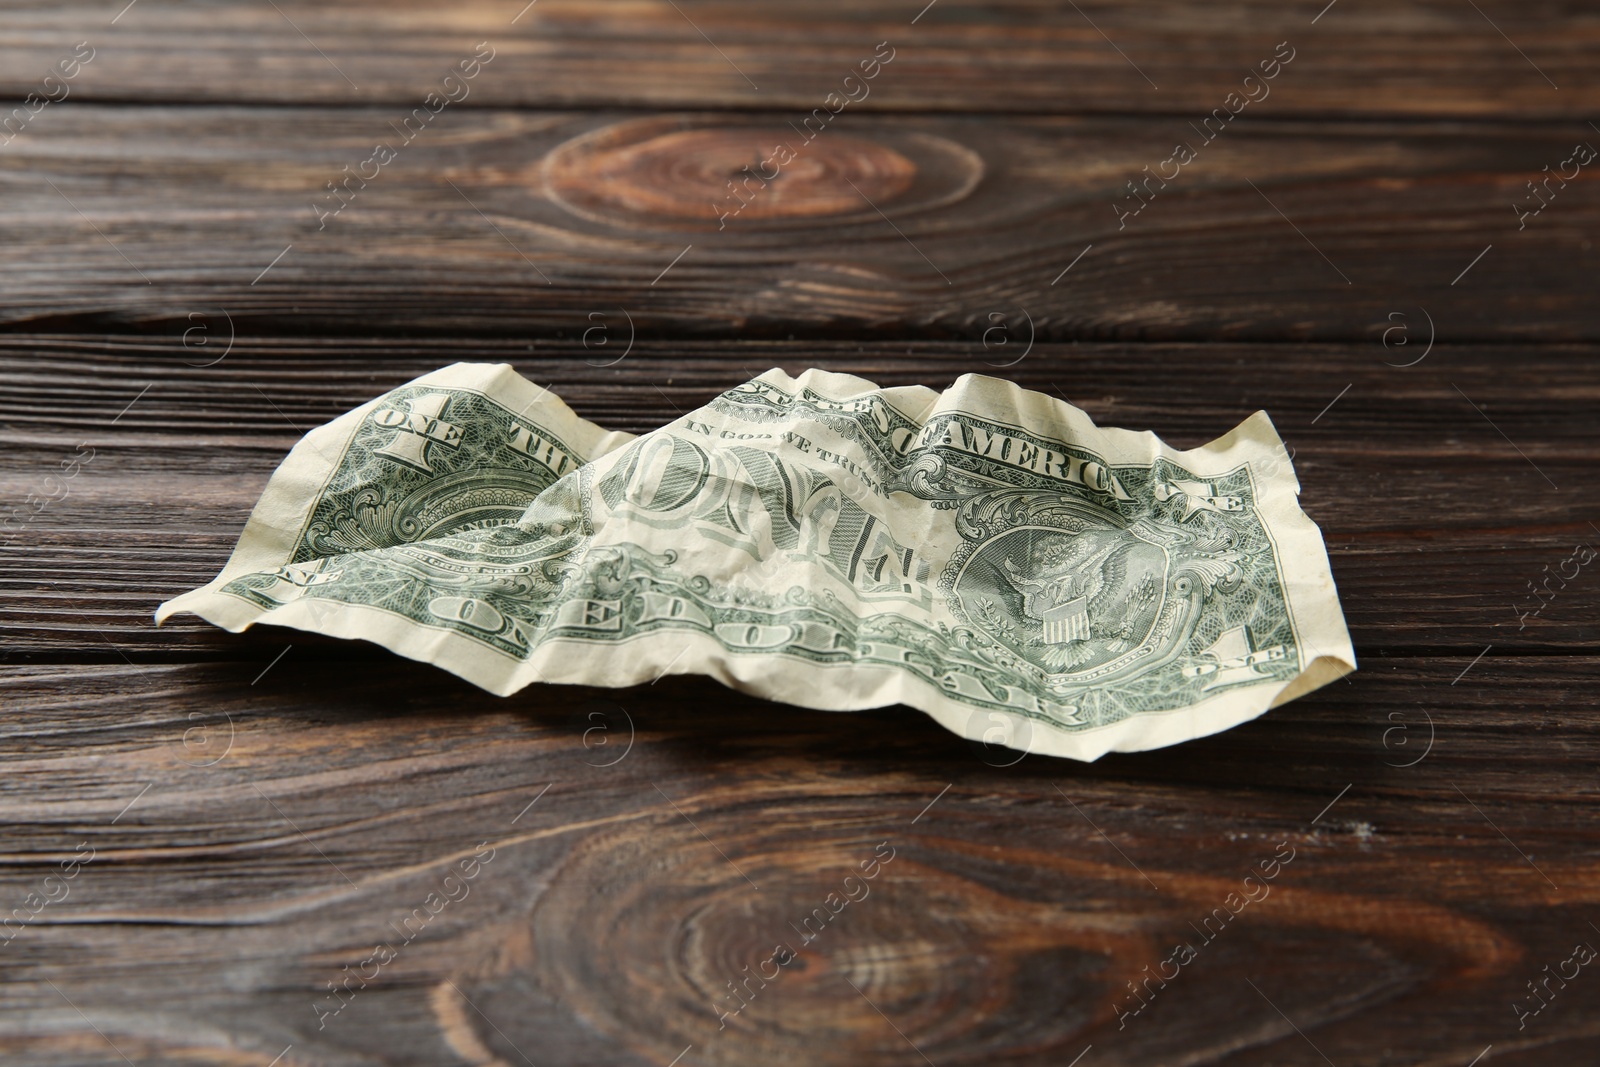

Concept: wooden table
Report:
left=3, top=3, right=1597, bottom=1064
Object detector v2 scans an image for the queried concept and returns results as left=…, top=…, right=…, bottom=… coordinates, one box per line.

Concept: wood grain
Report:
left=0, top=652, right=1596, bottom=1065
left=2, top=109, right=1598, bottom=339
left=0, top=1, right=1593, bottom=117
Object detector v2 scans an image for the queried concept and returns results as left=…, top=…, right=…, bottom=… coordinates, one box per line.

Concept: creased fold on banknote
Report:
left=158, top=363, right=1354, bottom=761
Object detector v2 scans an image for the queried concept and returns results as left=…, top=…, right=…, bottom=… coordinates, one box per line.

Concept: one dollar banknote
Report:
left=157, top=364, right=1354, bottom=760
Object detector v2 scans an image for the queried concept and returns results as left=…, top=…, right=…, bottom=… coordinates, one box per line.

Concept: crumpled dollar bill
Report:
left=158, top=364, right=1354, bottom=760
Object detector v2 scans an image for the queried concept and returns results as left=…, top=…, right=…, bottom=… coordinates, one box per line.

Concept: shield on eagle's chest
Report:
left=1039, top=591, right=1091, bottom=645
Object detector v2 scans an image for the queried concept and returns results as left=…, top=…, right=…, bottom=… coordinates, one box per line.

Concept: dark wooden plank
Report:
left=2, top=109, right=1599, bottom=340
left=0, top=1, right=1593, bottom=117
left=0, top=653, right=1596, bottom=1065
left=2, top=339, right=1595, bottom=659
